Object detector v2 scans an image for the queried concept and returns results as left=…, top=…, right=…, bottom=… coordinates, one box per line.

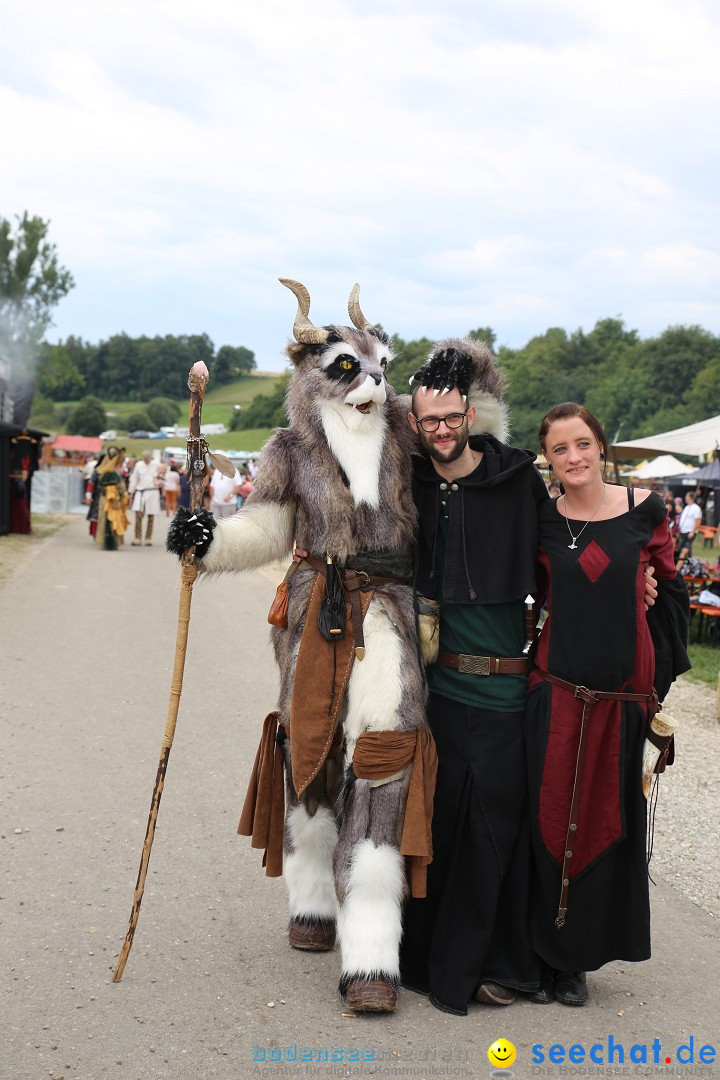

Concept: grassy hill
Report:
left=96, top=372, right=282, bottom=428
left=116, top=428, right=275, bottom=456
left=46, top=372, right=285, bottom=454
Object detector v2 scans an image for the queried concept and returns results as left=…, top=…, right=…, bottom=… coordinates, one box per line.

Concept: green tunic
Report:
left=426, top=506, right=527, bottom=711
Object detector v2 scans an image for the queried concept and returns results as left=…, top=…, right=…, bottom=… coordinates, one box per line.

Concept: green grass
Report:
left=51, top=372, right=284, bottom=432
left=685, top=641, right=719, bottom=688
left=117, top=428, right=274, bottom=455
left=682, top=535, right=719, bottom=688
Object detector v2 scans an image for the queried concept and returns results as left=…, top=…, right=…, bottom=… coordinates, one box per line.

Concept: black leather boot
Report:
left=555, top=970, right=588, bottom=1006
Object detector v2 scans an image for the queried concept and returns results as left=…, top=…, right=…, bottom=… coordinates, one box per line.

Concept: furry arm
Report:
left=199, top=500, right=296, bottom=574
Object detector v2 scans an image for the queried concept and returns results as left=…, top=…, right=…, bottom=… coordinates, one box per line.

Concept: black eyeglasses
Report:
left=413, top=411, right=469, bottom=433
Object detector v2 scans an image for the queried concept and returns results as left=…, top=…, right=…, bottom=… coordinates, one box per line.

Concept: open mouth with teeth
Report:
left=349, top=401, right=372, bottom=413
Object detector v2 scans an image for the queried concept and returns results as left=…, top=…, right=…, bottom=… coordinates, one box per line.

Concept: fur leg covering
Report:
left=284, top=803, right=338, bottom=922
left=337, top=837, right=405, bottom=991
left=343, top=599, right=406, bottom=765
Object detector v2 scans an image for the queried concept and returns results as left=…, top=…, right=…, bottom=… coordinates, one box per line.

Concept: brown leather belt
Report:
left=301, top=555, right=408, bottom=660
left=540, top=671, right=658, bottom=929
left=436, top=652, right=529, bottom=676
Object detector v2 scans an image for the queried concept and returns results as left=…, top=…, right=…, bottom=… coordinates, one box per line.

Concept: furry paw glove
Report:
left=165, top=507, right=217, bottom=559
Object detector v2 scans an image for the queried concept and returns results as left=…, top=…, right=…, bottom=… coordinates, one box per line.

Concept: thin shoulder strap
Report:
left=627, top=486, right=635, bottom=509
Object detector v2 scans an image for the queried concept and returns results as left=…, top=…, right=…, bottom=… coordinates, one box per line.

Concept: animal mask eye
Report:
left=339, top=357, right=355, bottom=371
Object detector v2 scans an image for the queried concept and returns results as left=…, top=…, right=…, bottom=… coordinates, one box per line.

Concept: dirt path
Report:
left=1, top=516, right=718, bottom=1080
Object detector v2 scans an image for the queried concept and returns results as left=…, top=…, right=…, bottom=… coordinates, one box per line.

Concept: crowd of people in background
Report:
left=83, top=449, right=256, bottom=549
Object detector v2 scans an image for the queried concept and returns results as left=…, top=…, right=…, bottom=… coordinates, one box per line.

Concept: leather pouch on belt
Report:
left=267, top=563, right=298, bottom=628
left=417, top=595, right=440, bottom=666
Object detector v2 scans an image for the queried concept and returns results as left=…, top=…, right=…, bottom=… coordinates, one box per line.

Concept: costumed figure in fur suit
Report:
left=167, top=280, right=437, bottom=1013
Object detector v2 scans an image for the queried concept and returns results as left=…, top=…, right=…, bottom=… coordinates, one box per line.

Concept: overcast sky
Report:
left=3, top=0, right=719, bottom=371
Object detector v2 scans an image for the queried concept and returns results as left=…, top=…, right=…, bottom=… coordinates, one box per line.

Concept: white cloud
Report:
left=2, top=0, right=720, bottom=367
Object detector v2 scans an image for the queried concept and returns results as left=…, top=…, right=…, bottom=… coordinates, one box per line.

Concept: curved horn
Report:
left=348, top=283, right=373, bottom=331
left=279, top=278, right=329, bottom=345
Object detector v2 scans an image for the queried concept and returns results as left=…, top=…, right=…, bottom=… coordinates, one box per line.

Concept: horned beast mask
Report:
left=409, top=336, right=509, bottom=441
left=279, top=279, right=394, bottom=432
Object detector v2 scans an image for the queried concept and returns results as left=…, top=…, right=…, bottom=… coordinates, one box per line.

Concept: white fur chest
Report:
left=316, top=400, right=387, bottom=509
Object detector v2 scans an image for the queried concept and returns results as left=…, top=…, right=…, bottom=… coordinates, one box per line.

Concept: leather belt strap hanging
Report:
left=301, top=554, right=408, bottom=660
left=540, top=671, right=658, bottom=929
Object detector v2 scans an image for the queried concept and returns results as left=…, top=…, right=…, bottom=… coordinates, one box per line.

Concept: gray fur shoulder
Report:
left=250, top=427, right=299, bottom=503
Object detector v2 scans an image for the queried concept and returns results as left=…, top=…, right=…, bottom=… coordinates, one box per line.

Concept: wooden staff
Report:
left=113, top=360, right=209, bottom=982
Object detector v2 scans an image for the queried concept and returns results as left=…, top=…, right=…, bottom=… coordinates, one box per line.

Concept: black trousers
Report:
left=400, top=693, right=539, bottom=1014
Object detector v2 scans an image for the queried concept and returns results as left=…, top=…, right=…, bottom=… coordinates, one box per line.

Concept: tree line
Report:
left=36, top=333, right=256, bottom=403
left=4, top=212, right=718, bottom=452
left=234, top=320, right=720, bottom=451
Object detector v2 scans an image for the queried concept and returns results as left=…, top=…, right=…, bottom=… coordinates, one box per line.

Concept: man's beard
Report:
left=418, top=426, right=469, bottom=464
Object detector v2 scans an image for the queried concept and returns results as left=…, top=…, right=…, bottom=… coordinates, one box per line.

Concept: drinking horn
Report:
left=642, top=711, right=679, bottom=798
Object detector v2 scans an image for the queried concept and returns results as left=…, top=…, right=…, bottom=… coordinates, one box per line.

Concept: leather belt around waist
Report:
left=436, top=652, right=530, bottom=676
left=539, top=670, right=658, bottom=931
left=301, top=554, right=409, bottom=660
left=543, top=672, right=658, bottom=710
left=300, top=555, right=407, bottom=589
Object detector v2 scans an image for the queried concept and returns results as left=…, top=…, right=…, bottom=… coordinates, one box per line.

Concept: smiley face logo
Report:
left=488, top=1039, right=516, bottom=1068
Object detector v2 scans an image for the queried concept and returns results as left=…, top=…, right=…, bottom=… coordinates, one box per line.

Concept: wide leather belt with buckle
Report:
left=436, top=652, right=530, bottom=676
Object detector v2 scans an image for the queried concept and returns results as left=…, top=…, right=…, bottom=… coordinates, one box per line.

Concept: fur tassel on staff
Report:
left=112, top=360, right=210, bottom=982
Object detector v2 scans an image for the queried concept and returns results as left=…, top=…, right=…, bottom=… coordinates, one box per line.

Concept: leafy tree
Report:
left=27, top=391, right=56, bottom=430
left=0, top=213, right=75, bottom=353
left=89, top=333, right=142, bottom=400
left=231, top=374, right=290, bottom=430
left=468, top=327, right=497, bottom=350
left=633, top=325, right=719, bottom=424
left=386, top=334, right=436, bottom=395
left=215, top=344, right=256, bottom=384
left=37, top=343, right=86, bottom=400
left=0, top=212, right=74, bottom=422
left=146, top=397, right=181, bottom=428
left=684, top=358, right=720, bottom=416
left=67, top=396, right=107, bottom=437
left=125, top=410, right=154, bottom=432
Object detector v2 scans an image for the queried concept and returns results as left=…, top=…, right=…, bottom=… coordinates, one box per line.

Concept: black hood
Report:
left=412, top=434, right=549, bottom=605
left=412, top=434, right=539, bottom=489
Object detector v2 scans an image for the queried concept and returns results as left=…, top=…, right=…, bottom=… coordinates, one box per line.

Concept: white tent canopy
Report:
left=627, top=455, right=696, bottom=478
left=612, top=415, right=720, bottom=461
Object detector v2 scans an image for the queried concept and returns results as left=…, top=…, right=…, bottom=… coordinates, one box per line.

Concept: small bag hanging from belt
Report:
left=417, top=595, right=441, bottom=666
left=267, top=562, right=298, bottom=628
left=317, top=554, right=347, bottom=641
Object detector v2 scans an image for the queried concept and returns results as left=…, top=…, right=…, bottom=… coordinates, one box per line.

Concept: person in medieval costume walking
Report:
left=94, top=446, right=129, bottom=551
left=525, top=403, right=690, bottom=1007
left=167, top=281, right=436, bottom=1014
left=129, top=451, right=161, bottom=546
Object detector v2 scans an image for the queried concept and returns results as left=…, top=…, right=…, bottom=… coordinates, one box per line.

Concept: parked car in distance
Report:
left=127, top=430, right=155, bottom=439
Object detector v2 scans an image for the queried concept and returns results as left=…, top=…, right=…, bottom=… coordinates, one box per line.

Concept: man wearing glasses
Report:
left=399, top=338, right=549, bottom=1015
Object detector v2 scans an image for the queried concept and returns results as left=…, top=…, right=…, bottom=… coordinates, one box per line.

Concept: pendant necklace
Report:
left=562, top=484, right=606, bottom=549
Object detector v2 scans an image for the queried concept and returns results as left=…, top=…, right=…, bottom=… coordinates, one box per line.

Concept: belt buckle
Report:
left=458, top=653, right=490, bottom=675
left=356, top=570, right=370, bottom=590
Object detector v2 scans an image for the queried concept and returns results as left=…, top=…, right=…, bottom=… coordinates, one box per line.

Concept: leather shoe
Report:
left=288, top=916, right=336, bottom=951
left=528, top=968, right=557, bottom=1005
left=342, top=976, right=397, bottom=1013
left=473, top=981, right=517, bottom=1006
left=555, top=970, right=588, bottom=1006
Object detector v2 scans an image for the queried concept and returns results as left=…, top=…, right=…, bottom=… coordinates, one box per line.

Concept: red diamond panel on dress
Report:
left=577, top=538, right=611, bottom=583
